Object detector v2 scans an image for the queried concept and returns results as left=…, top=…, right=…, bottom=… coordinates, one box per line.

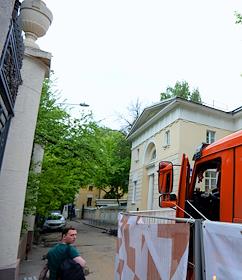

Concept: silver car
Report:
left=42, top=213, right=66, bottom=232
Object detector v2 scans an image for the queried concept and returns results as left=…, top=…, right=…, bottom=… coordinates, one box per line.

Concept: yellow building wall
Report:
left=75, top=187, right=106, bottom=208
left=127, top=118, right=232, bottom=211
left=75, top=187, right=128, bottom=209
left=178, top=120, right=232, bottom=164
left=129, top=120, right=181, bottom=211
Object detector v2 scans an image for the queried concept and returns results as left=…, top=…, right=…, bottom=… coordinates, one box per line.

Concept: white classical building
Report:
left=0, top=1, right=52, bottom=278
left=126, top=97, right=242, bottom=211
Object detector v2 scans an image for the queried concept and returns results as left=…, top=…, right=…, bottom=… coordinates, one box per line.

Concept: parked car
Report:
left=50, top=210, right=61, bottom=214
left=42, top=213, right=66, bottom=232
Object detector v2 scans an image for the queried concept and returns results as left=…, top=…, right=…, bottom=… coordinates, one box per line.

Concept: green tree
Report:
left=160, top=81, right=202, bottom=103
left=25, top=78, right=99, bottom=216
left=25, top=77, right=131, bottom=216
left=92, top=128, right=131, bottom=200
left=235, top=11, right=242, bottom=24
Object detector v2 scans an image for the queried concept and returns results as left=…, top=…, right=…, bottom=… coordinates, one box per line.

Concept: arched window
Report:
left=144, top=142, right=156, bottom=164
left=151, top=149, right=156, bottom=161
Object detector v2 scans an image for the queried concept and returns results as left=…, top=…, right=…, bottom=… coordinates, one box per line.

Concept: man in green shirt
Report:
left=47, top=226, right=86, bottom=280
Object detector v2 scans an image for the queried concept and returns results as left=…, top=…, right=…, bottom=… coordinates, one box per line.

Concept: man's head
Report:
left=61, top=226, right=77, bottom=244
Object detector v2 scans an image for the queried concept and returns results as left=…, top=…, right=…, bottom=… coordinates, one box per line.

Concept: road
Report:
left=19, top=220, right=116, bottom=280
left=75, top=221, right=116, bottom=280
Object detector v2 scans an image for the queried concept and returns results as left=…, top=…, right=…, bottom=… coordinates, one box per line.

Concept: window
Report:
left=132, top=181, right=137, bottom=204
left=205, top=170, right=217, bottom=192
left=206, top=130, right=215, bottom=144
left=151, top=150, right=156, bottom=161
left=192, top=158, right=221, bottom=221
left=164, top=130, right=170, bottom=146
left=134, top=148, right=140, bottom=162
left=87, top=197, right=92, bottom=207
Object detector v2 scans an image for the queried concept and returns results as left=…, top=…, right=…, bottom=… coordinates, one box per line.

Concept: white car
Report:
left=42, top=213, right=66, bottom=232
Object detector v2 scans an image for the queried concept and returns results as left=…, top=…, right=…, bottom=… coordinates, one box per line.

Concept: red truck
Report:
left=158, top=129, right=242, bottom=223
left=158, top=130, right=242, bottom=279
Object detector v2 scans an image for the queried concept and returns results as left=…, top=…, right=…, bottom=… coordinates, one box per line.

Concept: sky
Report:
left=38, top=0, right=242, bottom=130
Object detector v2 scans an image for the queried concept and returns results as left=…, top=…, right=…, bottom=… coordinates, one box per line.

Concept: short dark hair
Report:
left=62, top=226, right=76, bottom=237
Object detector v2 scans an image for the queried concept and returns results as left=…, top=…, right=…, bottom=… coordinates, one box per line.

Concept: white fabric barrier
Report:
left=115, top=213, right=190, bottom=280
left=203, top=220, right=242, bottom=280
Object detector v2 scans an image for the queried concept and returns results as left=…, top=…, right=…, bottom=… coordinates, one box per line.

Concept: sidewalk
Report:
left=19, top=231, right=60, bottom=280
left=19, top=220, right=116, bottom=280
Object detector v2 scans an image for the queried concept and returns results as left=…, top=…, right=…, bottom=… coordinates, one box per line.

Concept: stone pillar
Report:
left=0, top=1, right=52, bottom=279
left=32, top=144, right=45, bottom=174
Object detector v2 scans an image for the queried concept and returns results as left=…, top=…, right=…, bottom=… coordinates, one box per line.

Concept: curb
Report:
left=67, top=219, right=118, bottom=236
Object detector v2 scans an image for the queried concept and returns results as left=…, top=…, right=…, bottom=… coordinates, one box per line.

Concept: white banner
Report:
left=203, top=220, right=242, bottom=280
left=115, top=213, right=190, bottom=280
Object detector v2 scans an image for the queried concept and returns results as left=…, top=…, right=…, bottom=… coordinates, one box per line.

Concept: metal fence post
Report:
left=194, top=219, right=205, bottom=280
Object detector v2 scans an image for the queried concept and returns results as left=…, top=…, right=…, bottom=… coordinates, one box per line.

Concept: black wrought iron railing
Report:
left=0, top=0, right=24, bottom=170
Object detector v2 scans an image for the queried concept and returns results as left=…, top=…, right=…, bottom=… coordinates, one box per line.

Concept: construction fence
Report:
left=115, top=210, right=242, bottom=280
left=77, top=205, right=126, bottom=231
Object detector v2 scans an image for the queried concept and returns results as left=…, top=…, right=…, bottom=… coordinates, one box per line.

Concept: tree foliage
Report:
left=92, top=128, right=130, bottom=199
left=160, top=81, right=202, bottom=103
left=25, top=78, right=131, bottom=217
left=235, top=11, right=242, bottom=24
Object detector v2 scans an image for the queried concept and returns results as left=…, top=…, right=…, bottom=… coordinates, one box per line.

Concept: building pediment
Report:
left=128, top=98, right=176, bottom=137
left=127, top=97, right=242, bottom=142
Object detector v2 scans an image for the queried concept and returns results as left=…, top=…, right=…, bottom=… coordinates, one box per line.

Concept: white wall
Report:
left=0, top=48, right=50, bottom=272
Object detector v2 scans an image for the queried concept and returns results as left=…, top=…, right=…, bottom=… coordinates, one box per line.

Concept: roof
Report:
left=128, top=97, right=175, bottom=136
left=127, top=97, right=241, bottom=141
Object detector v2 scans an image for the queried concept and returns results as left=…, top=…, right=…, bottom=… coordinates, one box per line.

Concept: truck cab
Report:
left=158, top=130, right=242, bottom=223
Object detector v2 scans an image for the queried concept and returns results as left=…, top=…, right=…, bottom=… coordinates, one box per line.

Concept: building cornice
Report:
left=128, top=98, right=236, bottom=146
left=24, top=47, right=52, bottom=77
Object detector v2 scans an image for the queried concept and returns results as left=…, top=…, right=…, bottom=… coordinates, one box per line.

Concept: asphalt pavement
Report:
left=19, top=220, right=116, bottom=280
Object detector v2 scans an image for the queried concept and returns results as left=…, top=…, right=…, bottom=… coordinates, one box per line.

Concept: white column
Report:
left=0, top=47, right=51, bottom=276
left=0, top=1, right=52, bottom=278
left=147, top=174, right=154, bottom=210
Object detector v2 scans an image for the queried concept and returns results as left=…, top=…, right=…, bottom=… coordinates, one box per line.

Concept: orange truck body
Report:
left=158, top=130, right=242, bottom=223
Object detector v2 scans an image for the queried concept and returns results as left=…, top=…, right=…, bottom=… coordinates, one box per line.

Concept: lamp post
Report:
left=79, top=102, right=90, bottom=107
left=57, top=102, right=90, bottom=107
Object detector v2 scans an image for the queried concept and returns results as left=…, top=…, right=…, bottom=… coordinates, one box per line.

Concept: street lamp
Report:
left=79, top=102, right=90, bottom=107
left=57, top=102, right=90, bottom=107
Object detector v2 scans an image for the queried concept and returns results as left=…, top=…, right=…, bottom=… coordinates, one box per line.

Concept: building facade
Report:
left=127, top=97, right=242, bottom=211
left=75, top=186, right=106, bottom=208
